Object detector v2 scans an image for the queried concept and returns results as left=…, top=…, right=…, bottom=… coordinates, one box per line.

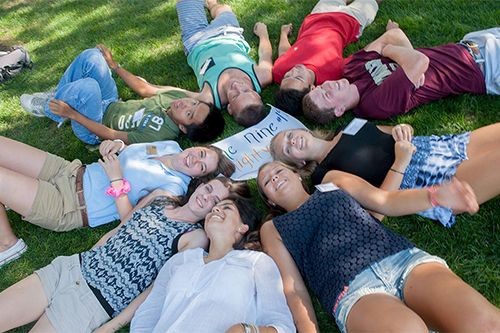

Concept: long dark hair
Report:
left=230, top=197, right=262, bottom=251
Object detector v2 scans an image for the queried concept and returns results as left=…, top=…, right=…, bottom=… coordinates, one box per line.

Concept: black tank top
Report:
left=311, top=122, right=395, bottom=186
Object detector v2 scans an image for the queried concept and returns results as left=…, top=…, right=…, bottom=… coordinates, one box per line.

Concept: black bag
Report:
left=0, top=45, right=32, bottom=83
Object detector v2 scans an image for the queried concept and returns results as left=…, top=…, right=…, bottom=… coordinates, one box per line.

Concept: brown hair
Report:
left=234, top=103, right=267, bottom=127
left=207, top=145, right=236, bottom=178
left=303, top=93, right=337, bottom=124
left=256, top=161, right=310, bottom=214
left=180, top=176, right=250, bottom=207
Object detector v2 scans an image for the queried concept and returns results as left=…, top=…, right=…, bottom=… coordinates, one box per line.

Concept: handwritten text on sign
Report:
left=213, top=106, right=307, bottom=180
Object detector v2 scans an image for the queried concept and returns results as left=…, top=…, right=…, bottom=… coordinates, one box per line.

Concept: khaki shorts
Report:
left=35, top=255, right=110, bottom=333
left=24, top=153, right=84, bottom=231
left=312, top=0, right=379, bottom=35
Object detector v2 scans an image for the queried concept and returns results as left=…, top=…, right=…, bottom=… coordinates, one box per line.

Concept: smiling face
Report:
left=280, top=64, right=315, bottom=91
left=307, top=79, right=354, bottom=117
left=173, top=147, right=219, bottom=177
left=186, top=179, right=230, bottom=217
left=167, top=98, right=210, bottom=133
left=226, top=79, right=262, bottom=116
left=257, top=162, right=303, bottom=207
left=204, top=199, right=247, bottom=243
left=272, top=129, right=314, bottom=166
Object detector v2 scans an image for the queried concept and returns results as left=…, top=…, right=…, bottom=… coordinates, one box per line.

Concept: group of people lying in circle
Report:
left=1, top=0, right=499, bottom=332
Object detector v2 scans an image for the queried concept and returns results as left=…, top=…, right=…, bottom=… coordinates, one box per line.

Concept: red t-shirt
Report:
left=272, top=12, right=359, bottom=84
left=344, top=44, right=486, bottom=119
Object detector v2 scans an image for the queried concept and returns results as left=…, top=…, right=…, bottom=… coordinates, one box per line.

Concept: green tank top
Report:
left=103, top=91, right=182, bottom=143
left=187, top=36, right=261, bottom=109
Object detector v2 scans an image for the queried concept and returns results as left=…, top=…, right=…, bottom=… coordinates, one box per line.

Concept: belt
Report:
left=458, top=40, right=485, bottom=73
left=75, top=165, right=89, bottom=227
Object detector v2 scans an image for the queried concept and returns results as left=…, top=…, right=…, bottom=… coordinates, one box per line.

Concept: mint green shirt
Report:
left=187, top=36, right=261, bottom=109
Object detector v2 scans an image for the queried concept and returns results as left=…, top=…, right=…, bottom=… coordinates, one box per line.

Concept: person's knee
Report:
left=78, top=78, right=101, bottom=95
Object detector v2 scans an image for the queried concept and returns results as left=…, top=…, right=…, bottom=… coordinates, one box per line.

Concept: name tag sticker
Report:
left=343, top=118, right=367, bottom=136
left=146, top=145, right=158, bottom=156
left=132, top=108, right=145, bottom=123
left=315, top=183, right=339, bottom=192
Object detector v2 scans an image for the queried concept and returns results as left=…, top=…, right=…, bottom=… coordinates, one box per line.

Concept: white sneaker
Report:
left=0, top=239, right=27, bottom=268
left=20, top=93, right=49, bottom=117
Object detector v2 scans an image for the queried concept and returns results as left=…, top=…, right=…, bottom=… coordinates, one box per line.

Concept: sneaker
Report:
left=0, top=239, right=27, bottom=268
left=20, top=93, right=49, bottom=117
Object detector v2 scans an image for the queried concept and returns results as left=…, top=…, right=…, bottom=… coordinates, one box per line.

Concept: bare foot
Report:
left=386, top=19, right=399, bottom=31
left=281, top=23, right=293, bottom=36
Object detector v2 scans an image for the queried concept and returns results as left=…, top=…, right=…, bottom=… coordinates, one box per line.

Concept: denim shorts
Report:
left=333, top=247, right=447, bottom=333
left=401, top=132, right=470, bottom=227
left=176, top=0, right=244, bottom=54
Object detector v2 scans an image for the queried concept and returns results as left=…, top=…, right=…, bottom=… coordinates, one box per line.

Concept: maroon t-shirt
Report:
left=344, top=44, right=486, bottom=119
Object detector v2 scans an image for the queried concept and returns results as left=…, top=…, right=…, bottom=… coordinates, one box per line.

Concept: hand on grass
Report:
left=253, top=22, right=269, bottom=38
left=281, top=23, right=293, bottom=36
left=96, top=44, right=118, bottom=70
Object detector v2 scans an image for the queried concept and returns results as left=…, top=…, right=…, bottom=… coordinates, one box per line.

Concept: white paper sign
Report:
left=213, top=105, right=308, bottom=180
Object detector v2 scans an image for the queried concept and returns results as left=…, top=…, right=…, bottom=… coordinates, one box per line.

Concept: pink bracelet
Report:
left=105, top=179, right=131, bottom=198
left=427, top=186, right=440, bottom=207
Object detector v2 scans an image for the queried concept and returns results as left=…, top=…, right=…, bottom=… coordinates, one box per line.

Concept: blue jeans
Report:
left=332, top=247, right=447, bottom=333
left=45, top=48, right=119, bottom=144
left=176, top=0, right=243, bottom=54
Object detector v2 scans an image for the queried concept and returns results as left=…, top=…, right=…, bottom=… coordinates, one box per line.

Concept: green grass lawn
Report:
left=0, top=0, right=499, bottom=332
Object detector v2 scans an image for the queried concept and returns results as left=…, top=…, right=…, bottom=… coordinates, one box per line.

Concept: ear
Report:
left=227, top=104, right=233, bottom=115
left=179, top=124, right=187, bottom=133
left=334, top=106, right=346, bottom=118
left=267, top=200, right=276, bottom=207
left=238, top=224, right=249, bottom=234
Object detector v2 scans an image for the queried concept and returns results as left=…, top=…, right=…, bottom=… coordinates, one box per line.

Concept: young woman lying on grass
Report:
left=257, top=161, right=500, bottom=333
left=131, top=197, right=295, bottom=333
left=270, top=121, right=500, bottom=225
left=0, top=136, right=234, bottom=268
left=0, top=170, right=248, bottom=333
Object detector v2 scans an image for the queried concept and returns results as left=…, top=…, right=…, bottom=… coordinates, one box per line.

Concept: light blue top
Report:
left=83, top=141, right=191, bottom=227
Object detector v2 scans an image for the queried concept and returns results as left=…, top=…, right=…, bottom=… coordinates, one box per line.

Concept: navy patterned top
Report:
left=80, top=201, right=201, bottom=316
left=273, top=190, right=412, bottom=317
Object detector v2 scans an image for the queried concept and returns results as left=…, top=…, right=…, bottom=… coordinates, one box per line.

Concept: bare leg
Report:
left=30, top=313, right=56, bottom=333
left=0, top=166, right=39, bottom=249
left=205, top=0, right=232, bottom=19
left=0, top=204, right=18, bottom=251
left=404, top=263, right=500, bottom=332
left=455, top=123, right=500, bottom=203
left=346, top=293, right=428, bottom=332
left=0, top=274, right=48, bottom=332
left=0, top=136, right=48, bottom=178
